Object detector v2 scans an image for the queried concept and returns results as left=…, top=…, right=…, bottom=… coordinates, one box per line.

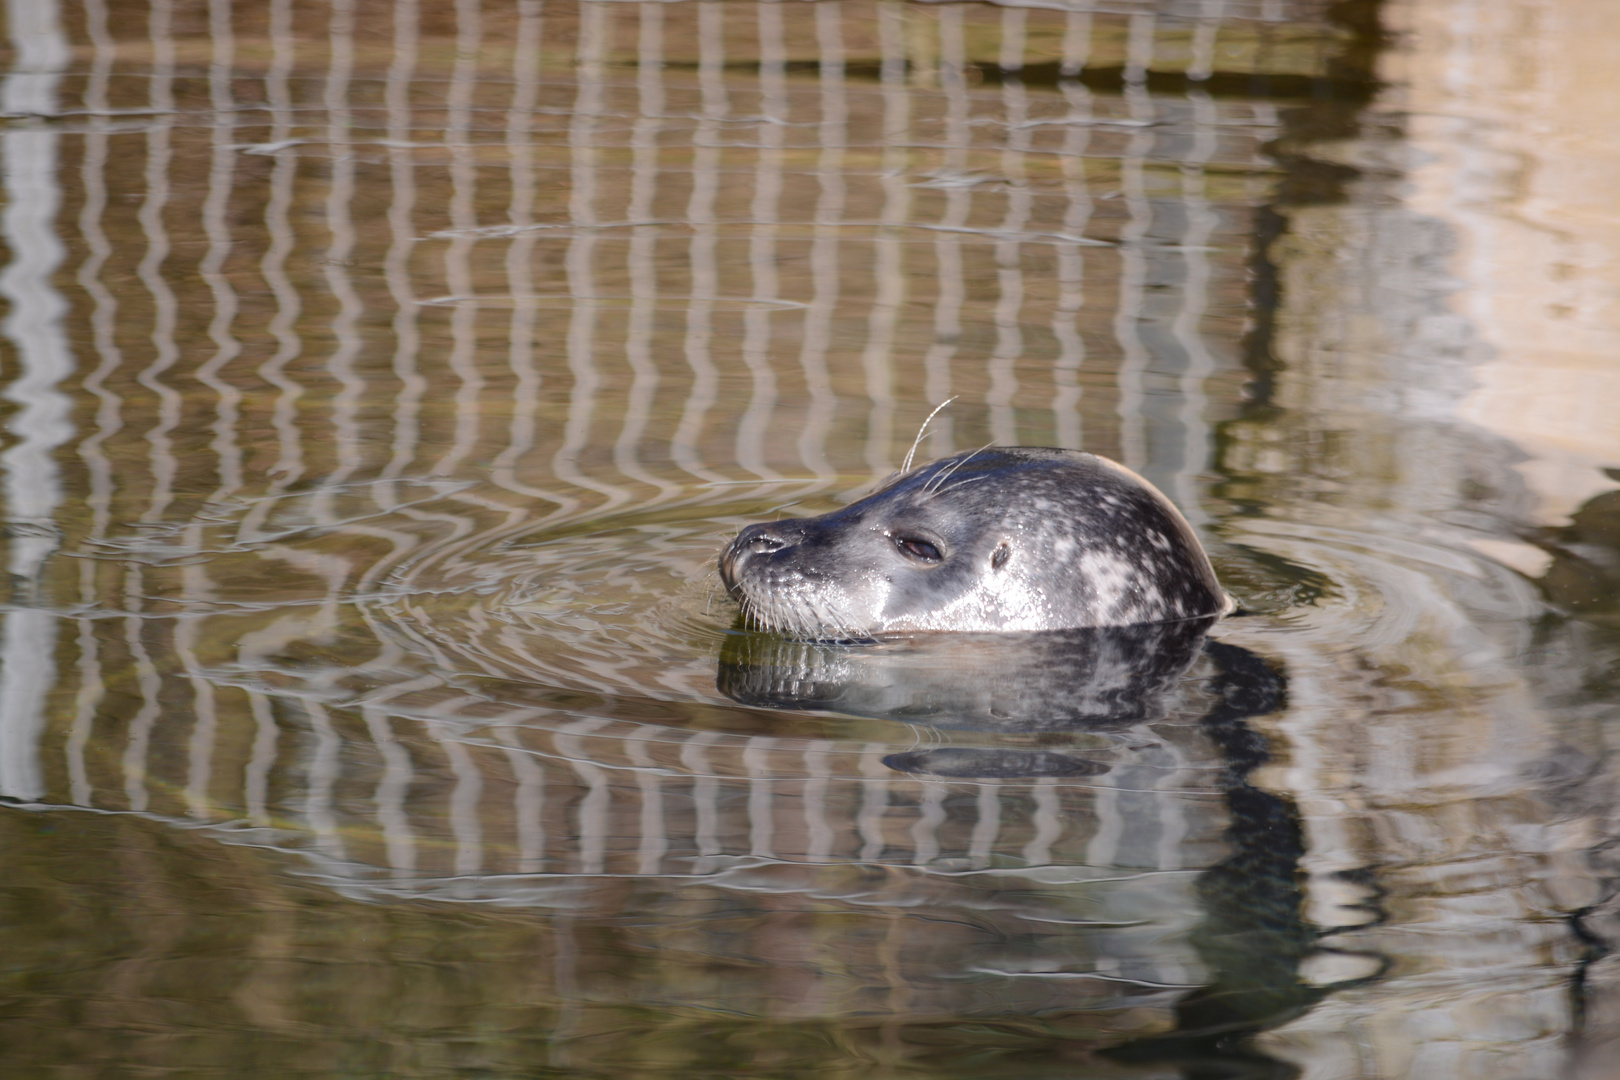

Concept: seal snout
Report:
left=720, top=522, right=805, bottom=592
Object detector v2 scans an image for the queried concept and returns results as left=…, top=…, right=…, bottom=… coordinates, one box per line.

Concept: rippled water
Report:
left=2, top=0, right=1618, bottom=1076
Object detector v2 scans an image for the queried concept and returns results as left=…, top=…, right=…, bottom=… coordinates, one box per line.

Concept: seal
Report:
left=718, top=446, right=1226, bottom=638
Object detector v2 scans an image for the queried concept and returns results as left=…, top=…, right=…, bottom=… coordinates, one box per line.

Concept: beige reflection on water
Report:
left=1232, top=0, right=1620, bottom=1076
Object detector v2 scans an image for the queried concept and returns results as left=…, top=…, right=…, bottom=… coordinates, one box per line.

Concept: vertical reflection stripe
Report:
left=925, top=4, right=971, bottom=459
left=796, top=0, right=846, bottom=487
left=626, top=729, right=665, bottom=875
left=1171, top=83, right=1221, bottom=528
left=434, top=0, right=487, bottom=479
left=987, top=5, right=1029, bottom=446
left=672, top=1, right=728, bottom=487
left=319, top=0, right=367, bottom=503
left=382, top=0, right=423, bottom=491
left=135, top=0, right=180, bottom=526
left=244, top=0, right=307, bottom=541
left=557, top=2, right=632, bottom=510
left=1114, top=12, right=1158, bottom=471
left=857, top=1, right=911, bottom=488
left=617, top=2, right=682, bottom=502
left=735, top=1, right=786, bottom=483
left=0, top=0, right=69, bottom=801
left=178, top=0, right=246, bottom=823
left=1052, top=10, right=1096, bottom=450
left=65, top=0, right=119, bottom=807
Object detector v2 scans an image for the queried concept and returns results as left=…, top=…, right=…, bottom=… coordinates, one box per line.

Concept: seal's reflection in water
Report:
left=719, top=618, right=1325, bottom=1062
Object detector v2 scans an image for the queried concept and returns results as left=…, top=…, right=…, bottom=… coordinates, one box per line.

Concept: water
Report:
left=1, top=0, right=1617, bottom=1076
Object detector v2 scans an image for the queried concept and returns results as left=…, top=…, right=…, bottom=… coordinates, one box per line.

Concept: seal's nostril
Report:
left=720, top=525, right=795, bottom=592
left=737, top=523, right=793, bottom=556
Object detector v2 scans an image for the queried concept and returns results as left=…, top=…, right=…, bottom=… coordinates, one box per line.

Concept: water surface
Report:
left=1, top=1, right=1617, bottom=1076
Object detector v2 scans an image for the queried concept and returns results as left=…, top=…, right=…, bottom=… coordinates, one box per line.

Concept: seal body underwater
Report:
left=718, top=446, right=1227, bottom=638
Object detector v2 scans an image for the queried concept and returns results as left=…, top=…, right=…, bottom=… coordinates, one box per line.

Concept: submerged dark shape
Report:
left=718, top=446, right=1227, bottom=638
left=718, top=615, right=1217, bottom=735
left=881, top=747, right=1111, bottom=779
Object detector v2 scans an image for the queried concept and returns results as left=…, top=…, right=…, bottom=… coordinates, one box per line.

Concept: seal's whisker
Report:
left=926, top=441, right=995, bottom=497
left=925, top=449, right=970, bottom=496
left=902, top=396, right=959, bottom=476
left=801, top=603, right=820, bottom=641
left=790, top=596, right=814, bottom=640
left=813, top=595, right=850, bottom=641
left=936, top=474, right=993, bottom=497
left=835, top=603, right=863, bottom=642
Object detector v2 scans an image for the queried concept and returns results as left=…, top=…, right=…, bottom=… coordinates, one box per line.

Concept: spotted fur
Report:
left=718, top=447, right=1227, bottom=639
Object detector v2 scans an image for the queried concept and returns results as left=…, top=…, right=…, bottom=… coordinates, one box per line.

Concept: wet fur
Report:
left=719, top=447, right=1226, bottom=639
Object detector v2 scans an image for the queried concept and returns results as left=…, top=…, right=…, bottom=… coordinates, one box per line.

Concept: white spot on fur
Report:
left=1078, top=549, right=1136, bottom=621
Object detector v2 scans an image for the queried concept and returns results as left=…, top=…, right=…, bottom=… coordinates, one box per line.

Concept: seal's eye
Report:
left=894, top=536, right=942, bottom=563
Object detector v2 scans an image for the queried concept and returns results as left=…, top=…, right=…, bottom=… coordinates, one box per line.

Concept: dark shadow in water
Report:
left=719, top=622, right=1323, bottom=1077
left=1222, top=0, right=1389, bottom=445
left=1108, top=641, right=1328, bottom=1079
left=1535, top=478, right=1620, bottom=626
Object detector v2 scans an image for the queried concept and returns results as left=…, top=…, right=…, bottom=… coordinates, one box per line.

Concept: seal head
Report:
left=718, top=446, right=1225, bottom=638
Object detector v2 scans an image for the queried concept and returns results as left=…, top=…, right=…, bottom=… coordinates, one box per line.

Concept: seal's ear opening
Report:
left=991, top=542, right=1011, bottom=569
